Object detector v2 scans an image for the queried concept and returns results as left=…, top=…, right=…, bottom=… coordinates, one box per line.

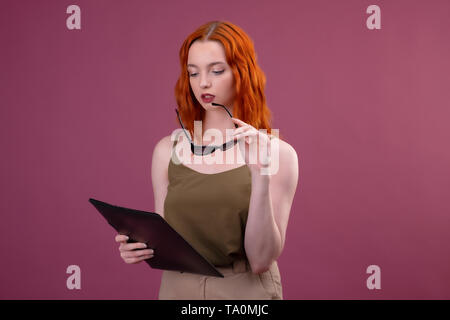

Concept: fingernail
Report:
left=124, top=236, right=129, bottom=240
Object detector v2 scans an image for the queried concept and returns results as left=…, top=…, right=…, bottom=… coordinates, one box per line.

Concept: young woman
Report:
left=115, top=21, right=299, bottom=300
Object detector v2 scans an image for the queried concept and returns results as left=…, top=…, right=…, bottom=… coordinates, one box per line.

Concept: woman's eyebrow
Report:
left=187, top=61, right=225, bottom=68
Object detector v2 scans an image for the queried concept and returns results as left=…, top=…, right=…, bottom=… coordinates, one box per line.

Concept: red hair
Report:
left=174, top=21, right=277, bottom=138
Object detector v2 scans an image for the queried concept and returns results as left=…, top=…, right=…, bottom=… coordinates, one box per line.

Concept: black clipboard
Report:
left=89, top=198, right=224, bottom=278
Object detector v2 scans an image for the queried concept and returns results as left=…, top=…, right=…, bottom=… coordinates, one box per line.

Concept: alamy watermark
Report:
left=170, top=123, right=280, bottom=176
left=66, top=265, right=81, bottom=290
left=366, top=265, right=381, bottom=290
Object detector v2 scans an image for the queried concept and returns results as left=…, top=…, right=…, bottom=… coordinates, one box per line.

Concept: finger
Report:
left=138, top=249, right=154, bottom=256
left=115, top=234, right=129, bottom=243
left=234, top=132, right=256, bottom=142
left=231, top=117, right=247, bottom=127
left=121, top=249, right=154, bottom=258
left=232, top=126, right=250, bottom=136
left=125, top=255, right=154, bottom=264
left=138, top=254, right=154, bottom=261
left=122, top=242, right=147, bottom=251
left=133, top=249, right=154, bottom=258
left=120, top=242, right=147, bottom=252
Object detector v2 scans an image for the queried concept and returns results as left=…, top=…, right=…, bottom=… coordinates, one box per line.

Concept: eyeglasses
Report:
left=175, top=102, right=239, bottom=156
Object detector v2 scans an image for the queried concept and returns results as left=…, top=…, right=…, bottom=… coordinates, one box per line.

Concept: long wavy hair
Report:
left=174, top=21, right=275, bottom=139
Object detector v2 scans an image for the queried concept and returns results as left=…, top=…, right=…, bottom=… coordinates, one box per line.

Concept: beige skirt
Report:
left=158, top=259, right=283, bottom=300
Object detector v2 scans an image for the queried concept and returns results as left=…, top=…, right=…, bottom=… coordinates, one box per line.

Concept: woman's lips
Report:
left=201, top=94, right=215, bottom=103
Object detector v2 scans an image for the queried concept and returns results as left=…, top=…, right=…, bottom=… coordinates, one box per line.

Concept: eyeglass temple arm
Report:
left=175, top=103, right=237, bottom=138
left=211, top=102, right=238, bottom=128
left=175, top=109, right=194, bottom=143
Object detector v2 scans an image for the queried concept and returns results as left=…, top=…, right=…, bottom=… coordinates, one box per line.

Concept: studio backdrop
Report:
left=1, top=0, right=449, bottom=299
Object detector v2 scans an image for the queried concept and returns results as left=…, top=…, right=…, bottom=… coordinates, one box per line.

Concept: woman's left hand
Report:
left=231, top=117, right=271, bottom=175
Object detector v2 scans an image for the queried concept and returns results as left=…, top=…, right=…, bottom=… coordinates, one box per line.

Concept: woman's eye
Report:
left=188, top=70, right=224, bottom=77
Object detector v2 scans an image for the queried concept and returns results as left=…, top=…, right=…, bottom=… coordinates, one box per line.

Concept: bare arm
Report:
left=244, top=140, right=299, bottom=273
left=151, top=135, right=173, bottom=217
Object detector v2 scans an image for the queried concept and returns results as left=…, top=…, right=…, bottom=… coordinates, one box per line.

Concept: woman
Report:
left=115, top=21, right=299, bottom=300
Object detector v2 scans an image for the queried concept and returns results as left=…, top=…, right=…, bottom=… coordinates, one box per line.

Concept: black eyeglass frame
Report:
left=175, top=102, right=239, bottom=156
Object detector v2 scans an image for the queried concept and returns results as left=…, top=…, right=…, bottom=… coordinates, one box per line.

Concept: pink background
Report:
left=1, top=0, right=449, bottom=299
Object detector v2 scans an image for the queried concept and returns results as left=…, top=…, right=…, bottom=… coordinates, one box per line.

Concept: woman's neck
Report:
left=193, top=108, right=235, bottom=145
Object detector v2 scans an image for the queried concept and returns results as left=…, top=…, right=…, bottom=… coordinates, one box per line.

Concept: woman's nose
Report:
left=200, top=75, right=211, bottom=88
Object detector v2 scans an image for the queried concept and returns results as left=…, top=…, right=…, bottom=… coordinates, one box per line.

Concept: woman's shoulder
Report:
left=270, top=135, right=297, bottom=160
left=152, top=134, right=176, bottom=165
left=154, top=135, right=172, bottom=151
left=268, top=136, right=298, bottom=185
left=156, top=128, right=187, bottom=148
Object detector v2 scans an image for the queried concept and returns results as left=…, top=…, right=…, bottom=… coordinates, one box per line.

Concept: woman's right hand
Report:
left=115, top=234, right=155, bottom=264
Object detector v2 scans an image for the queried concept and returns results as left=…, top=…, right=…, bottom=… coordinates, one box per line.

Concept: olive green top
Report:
left=163, top=138, right=252, bottom=267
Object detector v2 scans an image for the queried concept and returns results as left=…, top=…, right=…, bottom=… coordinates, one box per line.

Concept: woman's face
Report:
left=187, top=40, right=236, bottom=112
